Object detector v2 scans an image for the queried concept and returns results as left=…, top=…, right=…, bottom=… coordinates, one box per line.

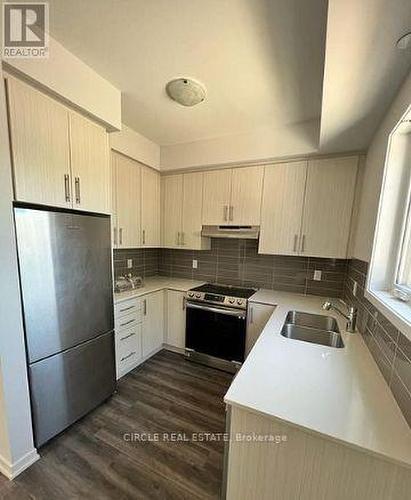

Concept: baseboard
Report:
left=0, top=448, right=39, bottom=480
left=163, top=344, right=185, bottom=355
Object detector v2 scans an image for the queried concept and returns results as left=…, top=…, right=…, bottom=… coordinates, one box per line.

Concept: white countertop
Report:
left=224, top=290, right=411, bottom=468
left=114, top=276, right=205, bottom=303
left=249, top=288, right=281, bottom=306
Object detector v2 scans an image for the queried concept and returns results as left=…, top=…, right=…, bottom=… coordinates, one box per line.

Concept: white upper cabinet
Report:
left=162, top=174, right=183, bottom=248
left=181, top=172, right=210, bottom=249
left=6, top=76, right=71, bottom=208
left=230, top=166, right=264, bottom=225
left=162, top=172, right=210, bottom=250
left=202, top=167, right=263, bottom=225
left=301, top=157, right=358, bottom=259
left=69, top=112, right=110, bottom=214
left=259, top=162, right=307, bottom=255
left=202, top=169, right=232, bottom=225
left=259, top=157, right=358, bottom=258
left=112, top=151, right=141, bottom=248
left=6, top=76, right=111, bottom=214
left=141, top=166, right=161, bottom=247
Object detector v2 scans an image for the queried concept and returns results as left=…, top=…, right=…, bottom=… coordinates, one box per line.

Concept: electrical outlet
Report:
left=192, top=259, right=198, bottom=269
left=352, top=280, right=358, bottom=297
left=127, top=259, right=133, bottom=269
left=313, top=270, right=322, bottom=281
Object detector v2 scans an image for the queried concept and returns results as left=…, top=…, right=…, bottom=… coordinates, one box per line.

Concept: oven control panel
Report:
left=186, top=291, right=246, bottom=309
left=204, top=293, right=224, bottom=302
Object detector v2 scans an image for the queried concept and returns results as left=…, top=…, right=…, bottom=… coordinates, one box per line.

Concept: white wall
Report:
left=3, top=36, right=121, bottom=131
left=0, top=66, right=39, bottom=479
left=352, top=70, right=411, bottom=262
left=160, top=120, right=319, bottom=171
left=110, top=124, right=160, bottom=170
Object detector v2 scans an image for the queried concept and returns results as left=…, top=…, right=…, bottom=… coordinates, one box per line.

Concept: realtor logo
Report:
left=2, top=2, right=49, bottom=58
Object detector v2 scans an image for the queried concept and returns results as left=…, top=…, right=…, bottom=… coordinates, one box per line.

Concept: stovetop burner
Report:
left=190, top=283, right=256, bottom=299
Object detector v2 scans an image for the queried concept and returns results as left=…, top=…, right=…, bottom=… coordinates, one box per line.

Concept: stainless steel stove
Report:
left=185, top=284, right=256, bottom=373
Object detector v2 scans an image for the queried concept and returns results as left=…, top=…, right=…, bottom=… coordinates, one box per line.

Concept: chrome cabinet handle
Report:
left=120, top=318, right=135, bottom=327
left=301, top=234, right=306, bottom=253
left=249, top=306, right=254, bottom=324
left=119, top=227, right=123, bottom=245
left=176, top=232, right=180, bottom=246
left=229, top=206, right=234, bottom=221
left=119, top=305, right=134, bottom=313
left=293, top=234, right=298, bottom=252
left=143, top=299, right=147, bottom=315
left=113, top=227, right=117, bottom=246
left=223, top=205, right=228, bottom=221
left=182, top=296, right=186, bottom=310
left=181, top=232, right=185, bottom=245
left=120, top=332, right=136, bottom=341
left=142, top=229, right=146, bottom=245
left=121, top=351, right=136, bottom=362
left=64, top=174, right=71, bottom=202
left=74, top=177, right=80, bottom=204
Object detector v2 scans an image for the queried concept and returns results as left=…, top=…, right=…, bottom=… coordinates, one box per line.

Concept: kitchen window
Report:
left=366, top=105, right=411, bottom=339
left=396, top=191, right=411, bottom=297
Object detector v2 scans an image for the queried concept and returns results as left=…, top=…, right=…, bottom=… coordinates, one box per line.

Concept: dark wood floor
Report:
left=0, top=350, right=233, bottom=499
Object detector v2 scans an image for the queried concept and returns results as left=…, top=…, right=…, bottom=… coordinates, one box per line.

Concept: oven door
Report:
left=185, top=302, right=246, bottom=363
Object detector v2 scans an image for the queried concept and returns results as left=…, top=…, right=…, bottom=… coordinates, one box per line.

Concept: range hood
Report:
left=201, top=225, right=260, bottom=239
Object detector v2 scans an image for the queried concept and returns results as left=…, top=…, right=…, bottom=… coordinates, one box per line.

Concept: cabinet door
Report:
left=142, top=291, right=164, bottom=357
left=246, top=303, right=276, bottom=356
left=162, top=175, right=183, bottom=248
left=7, top=76, right=71, bottom=208
left=259, top=162, right=307, bottom=255
left=141, top=167, right=161, bottom=247
left=113, top=152, right=141, bottom=248
left=182, top=172, right=210, bottom=250
left=230, top=166, right=264, bottom=225
left=301, top=157, right=358, bottom=258
left=202, top=169, right=232, bottom=225
left=166, top=290, right=186, bottom=349
left=69, top=112, right=110, bottom=214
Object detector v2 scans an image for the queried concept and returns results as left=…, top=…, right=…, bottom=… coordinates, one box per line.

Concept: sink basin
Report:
left=281, top=311, right=344, bottom=348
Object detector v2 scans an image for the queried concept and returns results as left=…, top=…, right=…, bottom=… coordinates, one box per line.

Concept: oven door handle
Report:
left=186, top=301, right=246, bottom=319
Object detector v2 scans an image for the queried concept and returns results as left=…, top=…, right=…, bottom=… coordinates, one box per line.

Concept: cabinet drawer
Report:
left=115, top=311, right=142, bottom=332
left=116, top=323, right=142, bottom=374
left=115, top=298, right=142, bottom=319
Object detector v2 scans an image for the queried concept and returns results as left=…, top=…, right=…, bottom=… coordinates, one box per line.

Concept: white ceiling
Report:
left=320, top=0, right=411, bottom=152
left=47, top=0, right=327, bottom=145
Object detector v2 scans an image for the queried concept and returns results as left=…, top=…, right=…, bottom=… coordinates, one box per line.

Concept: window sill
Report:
left=365, top=288, right=411, bottom=340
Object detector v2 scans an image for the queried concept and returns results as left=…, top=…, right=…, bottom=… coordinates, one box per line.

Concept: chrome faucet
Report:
left=322, top=299, right=357, bottom=333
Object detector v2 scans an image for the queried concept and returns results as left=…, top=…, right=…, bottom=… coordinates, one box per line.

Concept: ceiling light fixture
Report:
left=166, top=78, right=206, bottom=107
left=396, top=32, right=411, bottom=50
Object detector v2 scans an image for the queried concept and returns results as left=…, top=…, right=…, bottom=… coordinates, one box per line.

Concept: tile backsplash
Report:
left=344, top=258, right=411, bottom=427
left=159, top=239, right=347, bottom=298
left=113, top=248, right=159, bottom=279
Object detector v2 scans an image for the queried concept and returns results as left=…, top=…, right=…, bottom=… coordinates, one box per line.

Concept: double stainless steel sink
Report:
left=281, top=311, right=344, bottom=348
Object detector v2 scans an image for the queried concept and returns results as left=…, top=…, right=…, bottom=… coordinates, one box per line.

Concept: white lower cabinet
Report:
left=246, top=302, right=276, bottom=356
left=166, top=290, right=186, bottom=349
left=114, top=298, right=143, bottom=379
left=141, top=290, right=165, bottom=358
left=114, top=290, right=164, bottom=379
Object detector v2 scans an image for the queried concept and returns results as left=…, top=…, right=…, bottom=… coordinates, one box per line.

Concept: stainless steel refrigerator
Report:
left=14, top=206, right=116, bottom=447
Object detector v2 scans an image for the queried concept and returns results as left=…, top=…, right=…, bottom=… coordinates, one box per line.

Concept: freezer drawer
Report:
left=29, top=330, right=116, bottom=447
